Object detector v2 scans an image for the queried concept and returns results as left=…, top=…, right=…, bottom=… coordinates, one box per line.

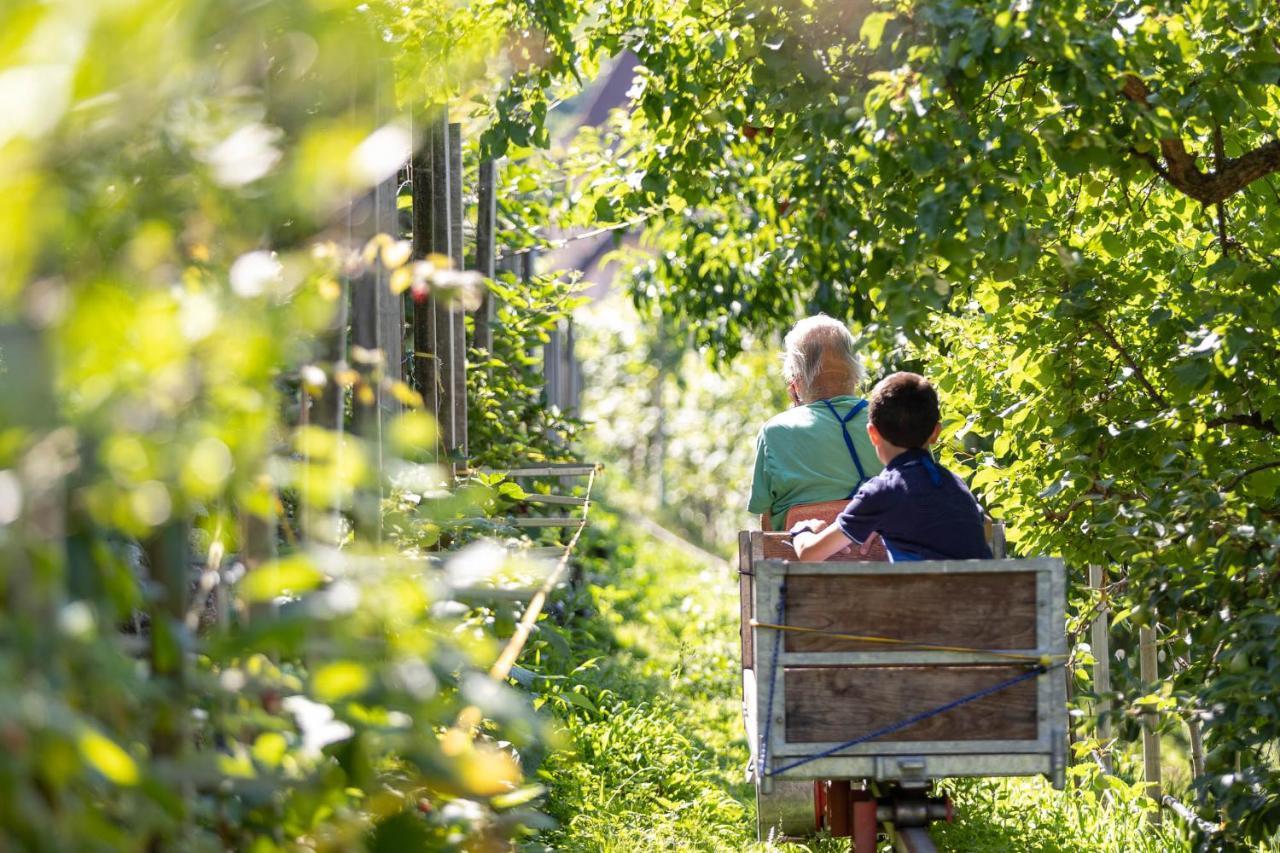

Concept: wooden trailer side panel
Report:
left=784, top=665, right=1039, bottom=743
left=782, top=572, right=1037, bottom=652
left=750, top=554, right=1067, bottom=787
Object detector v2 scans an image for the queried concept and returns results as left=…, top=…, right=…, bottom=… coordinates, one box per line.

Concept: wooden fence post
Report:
left=411, top=107, right=447, bottom=449
left=1089, top=564, right=1113, bottom=772
left=448, top=122, right=468, bottom=459
left=145, top=520, right=190, bottom=758
left=410, top=109, right=468, bottom=461
left=348, top=61, right=402, bottom=538
left=312, top=288, right=348, bottom=436
left=1139, top=624, right=1163, bottom=821
left=474, top=159, right=497, bottom=359
left=544, top=319, right=562, bottom=409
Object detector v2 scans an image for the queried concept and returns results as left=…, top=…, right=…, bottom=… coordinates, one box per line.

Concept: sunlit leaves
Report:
left=311, top=661, right=372, bottom=702
left=78, top=729, right=139, bottom=787
left=238, top=554, right=326, bottom=603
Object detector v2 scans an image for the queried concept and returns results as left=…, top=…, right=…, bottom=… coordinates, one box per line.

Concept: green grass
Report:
left=524, top=509, right=1192, bottom=852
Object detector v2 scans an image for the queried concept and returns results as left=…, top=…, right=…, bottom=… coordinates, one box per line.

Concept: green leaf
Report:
left=561, top=689, right=598, bottom=715
left=312, top=660, right=371, bottom=702
left=78, top=729, right=139, bottom=786
left=860, top=12, right=892, bottom=50
left=239, top=555, right=325, bottom=603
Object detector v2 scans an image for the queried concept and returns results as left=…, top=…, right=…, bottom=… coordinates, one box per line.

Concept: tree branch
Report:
left=1206, top=411, right=1280, bottom=436
left=1213, top=123, right=1230, bottom=255
left=1088, top=319, right=1170, bottom=410
left=1121, top=75, right=1280, bottom=205
left=1225, top=460, right=1280, bottom=491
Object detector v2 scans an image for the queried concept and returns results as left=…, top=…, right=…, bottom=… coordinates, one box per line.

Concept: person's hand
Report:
left=788, top=518, right=828, bottom=536
left=857, top=531, right=883, bottom=556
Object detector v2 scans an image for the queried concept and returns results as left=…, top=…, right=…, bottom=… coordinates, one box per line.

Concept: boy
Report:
left=790, top=371, right=992, bottom=562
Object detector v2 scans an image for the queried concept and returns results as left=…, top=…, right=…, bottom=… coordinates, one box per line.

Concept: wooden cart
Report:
left=738, top=529, right=1067, bottom=851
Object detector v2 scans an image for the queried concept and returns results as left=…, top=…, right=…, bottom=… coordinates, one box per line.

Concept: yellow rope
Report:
left=749, top=619, right=1064, bottom=665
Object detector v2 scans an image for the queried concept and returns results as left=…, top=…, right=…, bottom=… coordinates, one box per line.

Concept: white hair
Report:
left=781, top=314, right=865, bottom=397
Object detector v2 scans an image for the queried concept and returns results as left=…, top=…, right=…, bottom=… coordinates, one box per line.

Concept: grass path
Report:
left=526, top=510, right=1188, bottom=852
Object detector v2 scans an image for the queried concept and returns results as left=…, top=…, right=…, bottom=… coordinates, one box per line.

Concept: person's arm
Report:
left=792, top=520, right=853, bottom=562
left=747, top=427, right=773, bottom=519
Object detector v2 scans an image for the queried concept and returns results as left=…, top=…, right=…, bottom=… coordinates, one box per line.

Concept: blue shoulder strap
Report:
left=897, top=454, right=944, bottom=487
left=820, top=398, right=870, bottom=498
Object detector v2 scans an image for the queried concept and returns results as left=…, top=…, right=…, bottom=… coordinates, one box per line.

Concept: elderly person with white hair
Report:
left=747, top=315, right=883, bottom=530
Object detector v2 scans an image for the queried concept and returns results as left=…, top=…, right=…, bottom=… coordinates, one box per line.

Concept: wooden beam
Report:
left=474, top=159, right=497, bottom=357
left=1089, top=564, right=1113, bottom=772
left=510, top=517, right=585, bottom=528
left=410, top=107, right=444, bottom=435
left=447, top=122, right=467, bottom=458
left=1139, top=624, right=1163, bottom=822
left=471, top=463, right=600, bottom=477
left=517, top=493, right=587, bottom=506
left=782, top=571, right=1038, bottom=652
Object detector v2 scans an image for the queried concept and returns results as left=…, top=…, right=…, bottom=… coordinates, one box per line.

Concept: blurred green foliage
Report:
left=0, top=0, right=616, bottom=848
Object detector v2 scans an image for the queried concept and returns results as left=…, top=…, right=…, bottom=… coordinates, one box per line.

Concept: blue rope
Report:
left=757, top=580, right=786, bottom=781
left=819, top=398, right=870, bottom=497
left=765, top=662, right=1061, bottom=778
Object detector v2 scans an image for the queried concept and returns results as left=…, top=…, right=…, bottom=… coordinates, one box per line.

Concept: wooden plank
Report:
left=781, top=572, right=1038, bottom=652
left=739, top=530, right=754, bottom=668
left=429, top=117, right=457, bottom=453
left=510, top=516, right=584, bottom=528
left=759, top=530, right=888, bottom=561
left=517, top=493, right=586, bottom=506
left=448, top=122, right=467, bottom=458
left=1140, top=624, right=1162, bottom=820
left=410, top=106, right=443, bottom=441
left=753, top=558, right=785, bottom=792
left=779, top=650, right=1044, bottom=666
left=755, top=556, right=1062, bottom=576
left=474, top=159, right=497, bottom=356
left=1089, top=564, right=1112, bottom=771
left=783, top=665, right=1039, bottom=743
left=145, top=520, right=190, bottom=758
left=565, top=319, right=580, bottom=414
left=474, top=464, right=599, bottom=477
left=350, top=170, right=401, bottom=418
left=518, top=546, right=565, bottom=559
left=544, top=319, right=562, bottom=408
left=770, top=752, right=1052, bottom=782
left=374, top=64, right=403, bottom=398
left=990, top=519, right=1007, bottom=559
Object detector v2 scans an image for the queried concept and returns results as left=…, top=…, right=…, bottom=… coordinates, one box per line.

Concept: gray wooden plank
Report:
left=475, top=464, right=599, bottom=477
left=767, top=753, right=1053, bottom=781
left=753, top=555, right=784, bottom=794
left=755, top=556, right=1063, bottom=576
left=777, top=650, right=1047, bottom=666
left=517, top=494, right=587, bottom=506
left=474, top=159, right=497, bottom=355
left=510, top=517, right=585, bottom=528
left=782, top=571, right=1037, bottom=652
left=447, top=122, right=467, bottom=458
left=783, top=664, right=1039, bottom=743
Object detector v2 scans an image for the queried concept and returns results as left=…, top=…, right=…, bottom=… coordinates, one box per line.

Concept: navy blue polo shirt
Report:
left=837, top=448, right=992, bottom=560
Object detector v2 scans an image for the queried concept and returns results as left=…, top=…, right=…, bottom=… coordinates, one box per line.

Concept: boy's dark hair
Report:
left=869, top=372, right=940, bottom=449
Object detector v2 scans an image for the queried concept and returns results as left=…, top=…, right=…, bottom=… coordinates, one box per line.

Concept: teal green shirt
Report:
left=747, top=396, right=885, bottom=530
